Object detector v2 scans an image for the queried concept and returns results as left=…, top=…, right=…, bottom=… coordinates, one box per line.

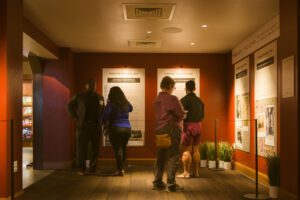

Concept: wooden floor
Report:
left=17, top=165, right=270, bottom=200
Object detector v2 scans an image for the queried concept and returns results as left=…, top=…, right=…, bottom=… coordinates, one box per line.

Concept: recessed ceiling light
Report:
left=147, top=30, right=152, bottom=34
left=190, top=42, right=195, bottom=46
left=201, top=24, right=208, bottom=28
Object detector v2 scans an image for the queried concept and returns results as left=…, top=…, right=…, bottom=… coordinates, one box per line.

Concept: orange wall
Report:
left=0, top=0, right=23, bottom=198
left=74, top=53, right=230, bottom=158
left=278, top=0, right=298, bottom=196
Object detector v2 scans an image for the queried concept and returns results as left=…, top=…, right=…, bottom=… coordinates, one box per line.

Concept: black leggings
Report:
left=108, top=126, right=131, bottom=171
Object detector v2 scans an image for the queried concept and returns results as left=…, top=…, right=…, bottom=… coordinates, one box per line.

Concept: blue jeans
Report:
left=153, top=126, right=181, bottom=188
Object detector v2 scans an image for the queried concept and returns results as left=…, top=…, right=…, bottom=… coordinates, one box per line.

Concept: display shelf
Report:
left=22, top=95, right=33, bottom=146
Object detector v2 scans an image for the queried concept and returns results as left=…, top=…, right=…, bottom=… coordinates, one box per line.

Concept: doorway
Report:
left=22, top=58, right=52, bottom=189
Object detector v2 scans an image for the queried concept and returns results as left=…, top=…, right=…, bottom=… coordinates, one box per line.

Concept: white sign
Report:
left=102, top=68, right=145, bottom=146
left=282, top=55, right=295, bottom=98
left=157, top=68, right=200, bottom=100
left=255, top=41, right=277, bottom=100
left=234, top=57, right=250, bottom=152
left=232, top=15, right=279, bottom=64
left=254, top=42, right=277, bottom=156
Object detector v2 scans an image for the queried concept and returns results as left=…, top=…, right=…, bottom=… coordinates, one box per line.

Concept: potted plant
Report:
left=218, top=142, right=226, bottom=169
left=266, top=154, right=280, bottom=199
left=223, top=143, right=232, bottom=170
left=207, top=142, right=216, bottom=168
left=200, top=143, right=208, bottom=167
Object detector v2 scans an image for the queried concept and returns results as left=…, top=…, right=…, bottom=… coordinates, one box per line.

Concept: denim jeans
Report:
left=153, top=126, right=181, bottom=188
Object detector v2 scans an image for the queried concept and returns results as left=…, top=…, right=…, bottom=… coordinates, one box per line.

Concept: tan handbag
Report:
left=155, top=133, right=171, bottom=149
left=155, top=124, right=173, bottom=149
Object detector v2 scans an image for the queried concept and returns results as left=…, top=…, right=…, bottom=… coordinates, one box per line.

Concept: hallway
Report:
left=17, top=166, right=268, bottom=200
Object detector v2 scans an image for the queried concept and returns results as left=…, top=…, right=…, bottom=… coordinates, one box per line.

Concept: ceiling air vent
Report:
left=128, top=40, right=162, bottom=48
left=123, top=3, right=176, bottom=20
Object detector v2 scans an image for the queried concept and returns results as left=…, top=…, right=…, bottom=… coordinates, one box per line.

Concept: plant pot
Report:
left=208, top=160, right=216, bottom=169
left=224, top=161, right=231, bottom=170
left=219, top=160, right=224, bottom=168
left=269, top=186, right=279, bottom=199
left=200, top=160, right=207, bottom=168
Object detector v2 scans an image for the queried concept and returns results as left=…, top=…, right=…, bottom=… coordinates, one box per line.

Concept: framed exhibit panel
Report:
left=234, top=57, right=250, bottom=152
left=102, top=68, right=145, bottom=146
left=254, top=41, right=277, bottom=157
left=157, top=68, right=200, bottom=100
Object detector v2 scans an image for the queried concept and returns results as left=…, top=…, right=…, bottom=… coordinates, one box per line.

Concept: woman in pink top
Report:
left=152, top=76, right=186, bottom=193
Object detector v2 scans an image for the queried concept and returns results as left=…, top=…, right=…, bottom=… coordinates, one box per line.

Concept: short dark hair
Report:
left=186, top=80, right=196, bottom=92
left=160, top=76, right=175, bottom=90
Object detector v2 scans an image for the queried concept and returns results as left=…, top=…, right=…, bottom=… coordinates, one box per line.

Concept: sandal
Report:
left=176, top=173, right=190, bottom=178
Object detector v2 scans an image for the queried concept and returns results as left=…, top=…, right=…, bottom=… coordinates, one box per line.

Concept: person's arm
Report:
left=101, top=102, right=113, bottom=125
left=128, top=102, right=133, bottom=112
left=170, top=96, right=186, bottom=120
left=67, top=94, right=79, bottom=121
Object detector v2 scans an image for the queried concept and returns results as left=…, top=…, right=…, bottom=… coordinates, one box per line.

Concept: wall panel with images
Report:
left=234, top=57, right=250, bottom=152
left=157, top=68, right=200, bottom=100
left=254, top=41, right=277, bottom=157
left=102, top=68, right=145, bottom=146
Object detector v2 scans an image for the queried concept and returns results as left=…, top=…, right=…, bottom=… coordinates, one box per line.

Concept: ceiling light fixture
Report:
left=146, top=30, right=152, bottom=34
left=190, top=42, right=195, bottom=46
left=201, top=24, right=208, bottom=28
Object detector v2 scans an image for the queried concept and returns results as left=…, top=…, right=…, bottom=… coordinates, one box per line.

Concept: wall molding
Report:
left=0, top=190, right=23, bottom=200
left=279, top=188, right=298, bottom=200
left=234, top=162, right=269, bottom=186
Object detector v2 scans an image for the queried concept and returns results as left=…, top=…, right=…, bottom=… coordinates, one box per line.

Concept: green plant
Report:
left=266, top=154, right=280, bottom=186
left=223, top=143, right=233, bottom=162
left=206, top=142, right=216, bottom=161
left=218, top=141, right=227, bottom=161
left=200, top=143, right=208, bottom=160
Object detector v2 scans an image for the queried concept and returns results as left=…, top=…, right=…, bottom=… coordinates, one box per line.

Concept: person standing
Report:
left=177, top=80, right=204, bottom=178
left=153, top=76, right=186, bottom=192
left=101, top=86, right=133, bottom=176
left=67, top=79, right=104, bottom=175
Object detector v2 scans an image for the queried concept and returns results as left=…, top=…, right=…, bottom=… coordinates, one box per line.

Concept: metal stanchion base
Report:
left=244, top=194, right=269, bottom=199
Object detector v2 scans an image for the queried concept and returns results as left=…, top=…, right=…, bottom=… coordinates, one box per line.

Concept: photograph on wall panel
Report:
left=157, top=68, right=200, bottom=100
left=234, top=57, right=250, bottom=152
left=254, top=41, right=277, bottom=157
left=102, top=68, right=145, bottom=146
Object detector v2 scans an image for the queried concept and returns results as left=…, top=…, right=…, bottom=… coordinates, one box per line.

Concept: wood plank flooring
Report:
left=17, top=165, right=270, bottom=200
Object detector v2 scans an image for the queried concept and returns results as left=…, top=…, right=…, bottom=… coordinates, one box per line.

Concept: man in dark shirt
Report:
left=177, top=80, right=204, bottom=178
left=67, top=79, right=104, bottom=175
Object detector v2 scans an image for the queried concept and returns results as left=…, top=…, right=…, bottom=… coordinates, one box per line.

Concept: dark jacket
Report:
left=67, top=91, right=104, bottom=127
left=180, top=92, right=204, bottom=123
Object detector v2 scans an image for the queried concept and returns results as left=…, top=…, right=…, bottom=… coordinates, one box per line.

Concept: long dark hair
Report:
left=108, top=86, right=129, bottom=111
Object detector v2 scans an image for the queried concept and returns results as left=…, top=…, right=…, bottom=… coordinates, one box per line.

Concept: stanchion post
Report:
left=214, top=119, right=217, bottom=169
left=10, top=119, right=14, bottom=200
left=210, top=119, right=224, bottom=171
left=255, top=119, right=258, bottom=198
left=243, top=119, right=269, bottom=199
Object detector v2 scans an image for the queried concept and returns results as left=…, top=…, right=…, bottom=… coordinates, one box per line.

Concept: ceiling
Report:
left=23, top=0, right=279, bottom=54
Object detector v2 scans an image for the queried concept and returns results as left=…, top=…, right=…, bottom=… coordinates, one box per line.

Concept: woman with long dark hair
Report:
left=101, top=86, right=133, bottom=176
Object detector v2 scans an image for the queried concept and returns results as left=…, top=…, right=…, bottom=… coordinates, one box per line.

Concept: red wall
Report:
left=278, top=0, right=298, bottom=196
left=0, top=0, right=23, bottom=197
left=42, top=48, right=74, bottom=168
left=74, top=53, right=230, bottom=159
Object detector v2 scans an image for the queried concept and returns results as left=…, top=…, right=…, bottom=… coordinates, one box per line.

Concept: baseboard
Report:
left=0, top=189, right=24, bottom=200
left=43, top=161, right=72, bottom=169
left=97, top=158, right=156, bottom=166
left=279, top=188, right=298, bottom=200
left=234, top=162, right=269, bottom=186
